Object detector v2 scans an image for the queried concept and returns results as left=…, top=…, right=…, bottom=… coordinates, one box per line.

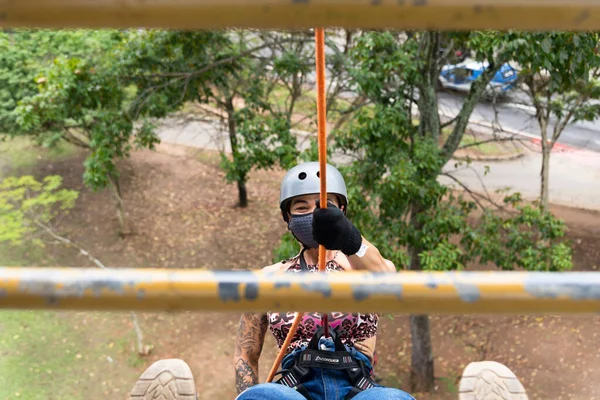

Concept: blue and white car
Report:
left=439, top=60, right=518, bottom=98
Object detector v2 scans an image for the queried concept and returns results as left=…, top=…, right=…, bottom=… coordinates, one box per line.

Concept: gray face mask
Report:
left=288, top=213, right=318, bottom=249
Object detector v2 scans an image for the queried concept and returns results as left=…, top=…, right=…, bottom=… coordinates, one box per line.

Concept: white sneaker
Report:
left=459, top=361, right=528, bottom=400
left=129, top=358, right=198, bottom=400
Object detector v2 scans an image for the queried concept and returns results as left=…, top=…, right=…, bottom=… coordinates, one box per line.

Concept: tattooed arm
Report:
left=234, top=312, right=268, bottom=394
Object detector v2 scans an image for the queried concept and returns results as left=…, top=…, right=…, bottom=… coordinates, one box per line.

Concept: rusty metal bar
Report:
left=2, top=1, right=600, bottom=31
left=1, top=267, right=599, bottom=314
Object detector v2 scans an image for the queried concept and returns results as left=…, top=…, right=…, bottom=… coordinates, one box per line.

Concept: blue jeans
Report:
left=236, top=338, right=415, bottom=400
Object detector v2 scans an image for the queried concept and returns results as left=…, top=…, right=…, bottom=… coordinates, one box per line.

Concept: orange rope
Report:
left=265, top=27, right=329, bottom=383
left=315, top=26, right=329, bottom=336
left=265, top=311, right=304, bottom=382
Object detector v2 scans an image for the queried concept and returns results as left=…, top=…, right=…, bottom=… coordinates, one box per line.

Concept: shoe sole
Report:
left=129, top=359, right=197, bottom=400
left=459, top=361, right=529, bottom=400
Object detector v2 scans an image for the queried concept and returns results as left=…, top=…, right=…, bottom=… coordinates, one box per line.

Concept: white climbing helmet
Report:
left=279, top=162, right=348, bottom=221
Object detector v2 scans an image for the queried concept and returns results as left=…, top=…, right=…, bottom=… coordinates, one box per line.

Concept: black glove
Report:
left=312, top=200, right=362, bottom=256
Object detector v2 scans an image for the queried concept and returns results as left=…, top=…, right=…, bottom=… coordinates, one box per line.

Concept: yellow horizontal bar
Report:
left=0, top=267, right=599, bottom=314
left=2, top=1, right=600, bottom=31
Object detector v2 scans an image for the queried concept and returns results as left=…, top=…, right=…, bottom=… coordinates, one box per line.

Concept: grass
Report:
left=0, top=242, right=48, bottom=267
left=440, top=128, right=520, bottom=157
left=0, top=310, right=142, bottom=400
left=269, top=85, right=315, bottom=117
left=0, top=137, right=142, bottom=399
left=0, top=137, right=79, bottom=176
left=0, top=243, right=141, bottom=400
left=459, top=134, right=505, bottom=155
left=438, top=375, right=460, bottom=395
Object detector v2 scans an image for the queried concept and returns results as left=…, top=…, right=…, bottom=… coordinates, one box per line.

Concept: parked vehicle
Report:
left=438, top=60, right=518, bottom=98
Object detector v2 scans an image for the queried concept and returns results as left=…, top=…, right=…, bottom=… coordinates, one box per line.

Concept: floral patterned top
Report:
left=267, top=255, right=379, bottom=352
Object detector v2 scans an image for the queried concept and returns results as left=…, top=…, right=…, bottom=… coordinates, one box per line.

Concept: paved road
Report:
left=439, top=148, right=600, bottom=211
left=157, top=116, right=600, bottom=210
left=438, top=91, right=600, bottom=152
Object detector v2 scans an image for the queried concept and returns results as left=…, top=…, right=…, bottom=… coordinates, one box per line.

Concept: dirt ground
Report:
left=1, top=142, right=600, bottom=400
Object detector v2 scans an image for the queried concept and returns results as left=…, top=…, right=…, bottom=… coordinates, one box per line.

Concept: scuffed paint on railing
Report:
left=1, top=268, right=600, bottom=314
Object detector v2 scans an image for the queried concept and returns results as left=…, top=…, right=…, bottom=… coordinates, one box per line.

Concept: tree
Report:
left=0, top=29, right=123, bottom=135
left=333, top=31, right=572, bottom=393
left=4, top=30, right=152, bottom=234
left=511, top=32, right=600, bottom=209
left=125, top=30, right=312, bottom=207
left=0, top=175, right=78, bottom=245
left=11, top=30, right=228, bottom=233
left=15, top=50, right=159, bottom=235
left=211, top=31, right=306, bottom=207
left=0, top=174, right=150, bottom=354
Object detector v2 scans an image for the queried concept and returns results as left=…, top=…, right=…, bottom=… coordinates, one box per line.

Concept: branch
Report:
left=551, top=95, right=586, bottom=145
left=290, top=113, right=315, bottom=130
left=439, top=38, right=456, bottom=64
left=130, top=312, right=146, bottom=356
left=440, top=172, right=487, bottom=210
left=442, top=56, right=506, bottom=161
left=35, top=221, right=108, bottom=269
left=440, top=116, right=459, bottom=129
left=140, top=37, right=311, bottom=82
left=34, top=221, right=150, bottom=355
left=441, top=168, right=516, bottom=214
left=330, top=95, right=369, bottom=134
left=61, top=132, right=91, bottom=149
left=458, top=135, right=526, bottom=150
left=131, top=37, right=312, bottom=118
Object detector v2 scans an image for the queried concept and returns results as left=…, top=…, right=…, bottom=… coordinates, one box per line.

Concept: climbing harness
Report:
left=273, top=326, right=378, bottom=400
left=271, top=250, right=379, bottom=398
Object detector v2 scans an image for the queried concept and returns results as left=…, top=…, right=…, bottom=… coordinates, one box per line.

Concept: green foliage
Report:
left=298, top=136, right=333, bottom=163
left=0, top=175, right=78, bottom=245
left=121, top=30, right=233, bottom=118
left=512, top=32, right=600, bottom=93
left=15, top=54, right=159, bottom=191
left=349, top=32, right=419, bottom=103
left=272, top=231, right=301, bottom=263
left=507, top=32, right=600, bottom=207
left=214, top=33, right=306, bottom=192
left=7, top=30, right=226, bottom=194
left=219, top=77, right=299, bottom=186
left=126, top=31, right=308, bottom=204
left=0, top=29, right=123, bottom=135
left=512, top=32, right=600, bottom=126
left=332, top=31, right=572, bottom=273
left=462, top=195, right=572, bottom=272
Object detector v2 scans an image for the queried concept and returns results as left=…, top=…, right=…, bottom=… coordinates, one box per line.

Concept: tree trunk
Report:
left=540, top=143, right=551, bottom=210
left=107, top=173, right=130, bottom=236
left=225, top=98, right=249, bottom=208
left=539, top=119, right=551, bottom=210
left=237, top=179, right=248, bottom=208
left=408, top=202, right=435, bottom=393
left=418, top=32, right=441, bottom=143
left=410, top=314, right=434, bottom=392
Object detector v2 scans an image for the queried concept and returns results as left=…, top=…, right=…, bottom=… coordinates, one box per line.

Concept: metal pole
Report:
left=1, top=267, right=600, bottom=314
left=2, top=1, right=600, bottom=31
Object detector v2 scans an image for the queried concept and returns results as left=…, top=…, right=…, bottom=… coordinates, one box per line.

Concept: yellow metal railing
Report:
left=0, top=267, right=598, bottom=314
left=2, top=0, right=600, bottom=31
